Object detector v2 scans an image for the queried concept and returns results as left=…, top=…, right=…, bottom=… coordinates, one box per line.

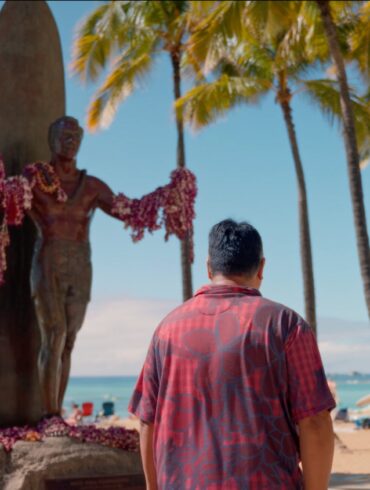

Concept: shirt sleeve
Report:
left=128, top=334, right=159, bottom=424
left=285, top=321, right=336, bottom=423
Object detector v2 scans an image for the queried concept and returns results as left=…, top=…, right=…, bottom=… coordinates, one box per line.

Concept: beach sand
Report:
left=329, top=422, right=370, bottom=489
left=108, top=417, right=370, bottom=487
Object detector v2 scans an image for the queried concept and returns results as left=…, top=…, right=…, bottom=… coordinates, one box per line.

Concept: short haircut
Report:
left=48, top=116, right=83, bottom=151
left=208, top=219, right=263, bottom=277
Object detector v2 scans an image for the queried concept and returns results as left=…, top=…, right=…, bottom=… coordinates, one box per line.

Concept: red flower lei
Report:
left=0, top=158, right=34, bottom=284
left=0, top=159, right=197, bottom=284
left=24, top=161, right=67, bottom=202
left=112, top=168, right=197, bottom=262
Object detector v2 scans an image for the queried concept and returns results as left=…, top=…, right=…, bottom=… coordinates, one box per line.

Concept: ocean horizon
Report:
left=64, top=373, right=370, bottom=420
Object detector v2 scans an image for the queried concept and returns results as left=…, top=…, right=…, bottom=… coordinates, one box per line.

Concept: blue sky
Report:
left=50, top=1, right=370, bottom=320
left=1, top=1, right=369, bottom=373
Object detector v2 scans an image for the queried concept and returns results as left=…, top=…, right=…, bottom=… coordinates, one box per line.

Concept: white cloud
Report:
left=70, top=298, right=370, bottom=376
left=71, top=296, right=178, bottom=376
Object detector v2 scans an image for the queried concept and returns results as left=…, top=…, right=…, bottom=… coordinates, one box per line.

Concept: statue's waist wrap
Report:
left=31, top=239, right=92, bottom=304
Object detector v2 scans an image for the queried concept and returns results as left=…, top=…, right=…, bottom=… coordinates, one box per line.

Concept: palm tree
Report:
left=177, top=1, right=370, bottom=333
left=72, top=0, right=198, bottom=301
left=315, top=0, right=370, bottom=320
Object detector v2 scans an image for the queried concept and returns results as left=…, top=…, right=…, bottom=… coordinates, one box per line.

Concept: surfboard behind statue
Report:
left=0, top=0, right=65, bottom=425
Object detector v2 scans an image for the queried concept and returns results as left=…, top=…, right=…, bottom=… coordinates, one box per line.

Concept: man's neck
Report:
left=211, top=274, right=259, bottom=289
left=51, top=155, right=78, bottom=179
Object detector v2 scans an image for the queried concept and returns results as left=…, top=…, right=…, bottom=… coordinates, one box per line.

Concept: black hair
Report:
left=48, top=116, right=83, bottom=151
left=208, top=219, right=263, bottom=277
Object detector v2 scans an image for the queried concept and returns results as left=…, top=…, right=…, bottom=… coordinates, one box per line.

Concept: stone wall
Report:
left=1, top=438, right=143, bottom=490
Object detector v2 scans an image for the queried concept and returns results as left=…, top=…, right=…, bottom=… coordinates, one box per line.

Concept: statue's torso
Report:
left=29, top=170, right=99, bottom=243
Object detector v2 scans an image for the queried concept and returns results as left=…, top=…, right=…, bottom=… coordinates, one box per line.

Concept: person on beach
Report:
left=66, top=403, right=82, bottom=425
left=129, top=219, right=335, bottom=489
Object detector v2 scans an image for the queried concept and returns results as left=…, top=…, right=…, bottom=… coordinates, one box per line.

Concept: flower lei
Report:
left=0, top=416, right=139, bottom=453
left=0, top=160, right=197, bottom=284
left=0, top=160, right=67, bottom=284
left=112, top=168, right=197, bottom=262
left=24, top=161, right=67, bottom=202
left=0, top=158, right=33, bottom=284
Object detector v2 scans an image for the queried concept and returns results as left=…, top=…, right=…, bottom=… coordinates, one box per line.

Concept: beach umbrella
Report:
left=355, top=394, right=370, bottom=407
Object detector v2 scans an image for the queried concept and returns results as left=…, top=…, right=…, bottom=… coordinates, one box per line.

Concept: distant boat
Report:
left=352, top=371, right=362, bottom=376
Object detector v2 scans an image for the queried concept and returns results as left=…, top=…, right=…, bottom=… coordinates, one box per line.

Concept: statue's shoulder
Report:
left=85, top=173, right=106, bottom=186
left=84, top=174, right=112, bottom=194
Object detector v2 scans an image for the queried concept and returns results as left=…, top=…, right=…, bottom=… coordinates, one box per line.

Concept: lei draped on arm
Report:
left=112, top=168, right=197, bottom=262
left=0, top=158, right=197, bottom=284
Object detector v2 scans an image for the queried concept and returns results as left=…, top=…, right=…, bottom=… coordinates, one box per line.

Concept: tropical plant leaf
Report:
left=87, top=40, right=157, bottom=131
left=188, top=1, right=246, bottom=65
left=302, top=79, right=370, bottom=163
left=72, top=2, right=132, bottom=82
left=175, top=74, right=271, bottom=129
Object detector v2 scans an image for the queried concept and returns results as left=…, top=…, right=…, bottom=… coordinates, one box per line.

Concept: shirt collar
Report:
left=194, top=284, right=262, bottom=298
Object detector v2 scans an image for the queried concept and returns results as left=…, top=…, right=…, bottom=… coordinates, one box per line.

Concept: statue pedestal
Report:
left=1, top=438, right=143, bottom=490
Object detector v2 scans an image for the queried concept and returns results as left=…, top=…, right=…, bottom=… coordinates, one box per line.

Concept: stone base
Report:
left=0, top=437, right=143, bottom=490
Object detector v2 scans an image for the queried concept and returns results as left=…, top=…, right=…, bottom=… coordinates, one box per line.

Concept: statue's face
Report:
left=52, top=120, right=83, bottom=160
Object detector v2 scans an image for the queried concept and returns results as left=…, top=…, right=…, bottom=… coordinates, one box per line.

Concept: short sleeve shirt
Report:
left=128, top=285, right=335, bottom=490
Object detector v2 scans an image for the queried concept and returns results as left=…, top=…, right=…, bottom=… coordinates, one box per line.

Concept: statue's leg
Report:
left=31, top=239, right=68, bottom=417
left=58, top=241, right=92, bottom=412
left=58, top=301, right=88, bottom=411
left=34, top=290, right=67, bottom=417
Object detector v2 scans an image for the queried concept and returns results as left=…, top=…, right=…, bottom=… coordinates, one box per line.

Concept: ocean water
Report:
left=329, top=373, right=370, bottom=410
left=64, top=376, right=138, bottom=419
left=64, top=373, right=370, bottom=419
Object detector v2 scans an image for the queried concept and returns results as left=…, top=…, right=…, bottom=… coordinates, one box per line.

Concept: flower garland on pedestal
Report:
left=0, top=416, right=139, bottom=452
left=112, top=168, right=197, bottom=261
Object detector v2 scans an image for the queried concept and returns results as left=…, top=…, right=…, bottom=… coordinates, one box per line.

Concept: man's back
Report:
left=129, top=284, right=335, bottom=490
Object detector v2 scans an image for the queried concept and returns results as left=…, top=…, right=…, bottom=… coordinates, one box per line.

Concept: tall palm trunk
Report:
left=278, top=79, right=317, bottom=335
left=171, top=50, right=193, bottom=301
left=317, top=0, right=370, bottom=320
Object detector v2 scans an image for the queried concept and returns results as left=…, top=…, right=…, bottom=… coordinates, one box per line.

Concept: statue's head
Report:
left=48, top=116, right=84, bottom=160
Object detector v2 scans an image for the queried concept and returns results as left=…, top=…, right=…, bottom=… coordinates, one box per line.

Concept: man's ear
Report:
left=257, top=257, right=265, bottom=281
left=207, top=258, right=213, bottom=280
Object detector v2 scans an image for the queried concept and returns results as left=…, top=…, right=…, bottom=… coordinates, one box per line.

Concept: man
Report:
left=129, top=219, right=335, bottom=490
left=27, top=116, right=118, bottom=417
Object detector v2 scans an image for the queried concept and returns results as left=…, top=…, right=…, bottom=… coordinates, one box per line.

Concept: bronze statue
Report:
left=27, top=116, right=118, bottom=417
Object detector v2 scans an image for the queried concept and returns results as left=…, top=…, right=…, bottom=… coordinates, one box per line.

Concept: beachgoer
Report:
left=129, top=219, right=336, bottom=489
left=66, top=403, right=82, bottom=425
left=25, top=116, right=120, bottom=418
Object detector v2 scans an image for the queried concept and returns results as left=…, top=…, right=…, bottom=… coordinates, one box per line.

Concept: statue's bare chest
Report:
left=32, top=172, right=97, bottom=222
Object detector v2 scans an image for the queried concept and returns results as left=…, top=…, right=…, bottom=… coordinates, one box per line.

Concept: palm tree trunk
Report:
left=278, top=83, right=317, bottom=335
left=317, top=0, right=370, bottom=320
left=171, top=51, right=193, bottom=302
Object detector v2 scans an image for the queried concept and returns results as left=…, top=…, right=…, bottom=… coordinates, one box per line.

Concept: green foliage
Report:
left=178, top=0, right=370, bottom=167
left=72, top=0, right=202, bottom=130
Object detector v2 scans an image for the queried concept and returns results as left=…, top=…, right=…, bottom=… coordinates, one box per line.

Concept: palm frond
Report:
left=175, top=74, right=271, bottom=129
left=302, top=79, right=370, bottom=163
left=87, top=39, right=157, bottom=131
left=189, top=1, right=246, bottom=65
left=72, top=2, right=135, bottom=82
left=347, top=1, right=370, bottom=79
left=245, top=1, right=300, bottom=43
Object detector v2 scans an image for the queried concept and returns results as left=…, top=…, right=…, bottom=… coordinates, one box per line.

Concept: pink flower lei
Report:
left=0, top=161, right=197, bottom=284
left=24, top=161, right=67, bottom=203
left=112, top=168, right=197, bottom=262
left=0, top=160, right=67, bottom=284
left=0, top=157, right=33, bottom=284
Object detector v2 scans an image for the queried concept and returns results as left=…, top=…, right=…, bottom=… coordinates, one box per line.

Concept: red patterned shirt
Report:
left=129, top=285, right=335, bottom=489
